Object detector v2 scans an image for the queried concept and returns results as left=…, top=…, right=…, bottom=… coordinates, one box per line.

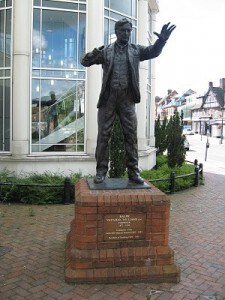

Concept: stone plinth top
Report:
left=87, top=178, right=151, bottom=190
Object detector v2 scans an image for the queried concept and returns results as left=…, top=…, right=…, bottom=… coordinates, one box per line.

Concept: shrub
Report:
left=167, top=112, right=186, bottom=168
left=155, top=115, right=168, bottom=155
left=155, top=154, right=168, bottom=168
left=141, top=157, right=195, bottom=193
left=0, top=170, right=82, bottom=204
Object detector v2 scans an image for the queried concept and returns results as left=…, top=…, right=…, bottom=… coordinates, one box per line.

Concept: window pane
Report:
left=0, top=1, right=5, bottom=8
left=78, top=13, right=86, bottom=69
left=5, top=69, right=10, bottom=76
left=0, top=78, right=10, bottom=151
left=0, top=10, right=4, bottom=68
left=132, top=0, right=137, bottom=18
left=0, top=79, right=3, bottom=150
left=131, top=27, right=136, bottom=43
left=5, top=9, right=11, bottom=67
left=104, top=9, right=109, bottom=16
left=33, top=0, right=41, bottom=6
left=6, top=0, right=11, bottom=7
left=41, top=10, right=78, bottom=69
left=109, top=20, right=116, bottom=43
left=4, top=78, right=10, bottom=150
left=110, top=0, right=132, bottom=16
left=110, top=11, right=124, bottom=20
left=0, top=79, right=3, bottom=124
left=78, top=4, right=86, bottom=11
left=32, top=9, right=41, bottom=67
left=104, top=18, right=109, bottom=45
left=42, top=0, right=78, bottom=10
left=32, top=79, right=85, bottom=152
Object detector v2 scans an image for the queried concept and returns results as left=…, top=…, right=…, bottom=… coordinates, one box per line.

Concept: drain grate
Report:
left=0, top=246, right=12, bottom=256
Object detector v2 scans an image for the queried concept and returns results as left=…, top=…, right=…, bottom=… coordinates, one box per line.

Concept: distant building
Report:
left=155, top=79, right=225, bottom=140
left=155, top=89, right=178, bottom=119
left=198, top=79, right=225, bottom=137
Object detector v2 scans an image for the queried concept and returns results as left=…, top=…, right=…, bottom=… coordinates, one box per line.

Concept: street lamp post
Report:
left=220, top=94, right=225, bottom=144
left=221, top=111, right=224, bottom=144
left=205, top=120, right=210, bottom=161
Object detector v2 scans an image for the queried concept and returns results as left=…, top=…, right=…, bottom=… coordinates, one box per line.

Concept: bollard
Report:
left=170, top=171, right=176, bottom=194
left=63, top=177, right=71, bottom=205
left=194, top=165, right=199, bottom=187
left=199, top=163, right=203, bottom=180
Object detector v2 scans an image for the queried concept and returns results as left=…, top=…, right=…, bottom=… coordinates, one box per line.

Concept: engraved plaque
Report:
left=104, top=213, right=146, bottom=241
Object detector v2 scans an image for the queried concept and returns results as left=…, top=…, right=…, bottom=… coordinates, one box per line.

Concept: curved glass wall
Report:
left=104, top=0, right=137, bottom=45
left=0, top=0, right=12, bottom=152
left=32, top=0, right=86, bottom=153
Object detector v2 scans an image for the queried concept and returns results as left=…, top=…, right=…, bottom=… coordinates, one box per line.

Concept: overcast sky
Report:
left=154, top=0, right=225, bottom=97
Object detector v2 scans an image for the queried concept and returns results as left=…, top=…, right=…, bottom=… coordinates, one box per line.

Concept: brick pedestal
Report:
left=65, top=179, right=180, bottom=283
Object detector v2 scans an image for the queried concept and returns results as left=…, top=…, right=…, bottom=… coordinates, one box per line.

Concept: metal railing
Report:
left=0, top=160, right=203, bottom=204
left=0, top=178, right=74, bottom=205
left=148, top=159, right=203, bottom=194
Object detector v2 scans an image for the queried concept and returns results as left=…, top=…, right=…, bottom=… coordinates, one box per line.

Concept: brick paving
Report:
left=1, top=172, right=225, bottom=299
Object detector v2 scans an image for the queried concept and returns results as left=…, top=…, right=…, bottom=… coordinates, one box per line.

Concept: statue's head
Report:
left=50, top=91, right=56, bottom=100
left=115, top=18, right=132, bottom=45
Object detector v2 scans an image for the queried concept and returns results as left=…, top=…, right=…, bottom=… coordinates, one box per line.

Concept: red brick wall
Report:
left=65, top=179, right=180, bottom=283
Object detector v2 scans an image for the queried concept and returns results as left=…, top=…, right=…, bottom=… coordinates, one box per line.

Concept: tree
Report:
left=167, top=112, right=186, bottom=168
left=155, top=115, right=168, bottom=155
left=155, top=115, right=161, bottom=154
left=109, top=115, right=126, bottom=178
left=161, top=116, right=168, bottom=153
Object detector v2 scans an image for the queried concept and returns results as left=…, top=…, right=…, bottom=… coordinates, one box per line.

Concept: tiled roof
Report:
left=203, top=86, right=225, bottom=108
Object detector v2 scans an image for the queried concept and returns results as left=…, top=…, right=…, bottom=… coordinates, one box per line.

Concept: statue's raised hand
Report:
left=92, top=45, right=104, bottom=56
left=154, top=23, right=176, bottom=42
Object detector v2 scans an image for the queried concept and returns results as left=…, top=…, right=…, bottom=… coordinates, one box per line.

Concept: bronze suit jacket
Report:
left=81, top=39, right=166, bottom=108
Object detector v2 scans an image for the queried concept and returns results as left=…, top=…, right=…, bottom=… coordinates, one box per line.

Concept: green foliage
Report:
left=155, top=115, right=161, bottom=151
left=155, top=115, right=168, bottom=155
left=0, top=170, right=82, bottom=204
left=167, top=112, right=186, bottom=168
left=109, top=115, right=126, bottom=178
left=161, top=116, right=168, bottom=153
left=141, top=155, right=195, bottom=193
left=155, top=154, right=168, bottom=168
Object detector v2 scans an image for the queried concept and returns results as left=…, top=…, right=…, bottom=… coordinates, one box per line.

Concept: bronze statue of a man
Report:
left=81, top=19, right=175, bottom=184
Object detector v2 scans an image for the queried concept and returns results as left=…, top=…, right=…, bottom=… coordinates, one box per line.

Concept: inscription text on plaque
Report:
left=104, top=213, right=146, bottom=241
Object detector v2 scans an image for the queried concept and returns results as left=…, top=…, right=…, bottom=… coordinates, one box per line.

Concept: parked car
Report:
left=183, top=128, right=194, bottom=135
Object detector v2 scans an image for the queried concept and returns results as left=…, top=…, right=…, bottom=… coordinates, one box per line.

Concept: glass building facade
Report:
left=32, top=0, right=86, bottom=152
left=0, top=0, right=159, bottom=175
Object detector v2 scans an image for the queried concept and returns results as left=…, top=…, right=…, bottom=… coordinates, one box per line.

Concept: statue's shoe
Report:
left=129, top=174, right=144, bottom=184
left=93, top=173, right=105, bottom=184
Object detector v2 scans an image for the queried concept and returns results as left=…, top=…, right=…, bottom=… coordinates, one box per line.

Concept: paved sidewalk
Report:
left=1, top=172, right=225, bottom=299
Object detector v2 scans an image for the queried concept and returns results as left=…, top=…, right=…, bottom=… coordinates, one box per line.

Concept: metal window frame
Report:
left=31, top=0, right=86, bottom=155
left=0, top=1, right=12, bottom=153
